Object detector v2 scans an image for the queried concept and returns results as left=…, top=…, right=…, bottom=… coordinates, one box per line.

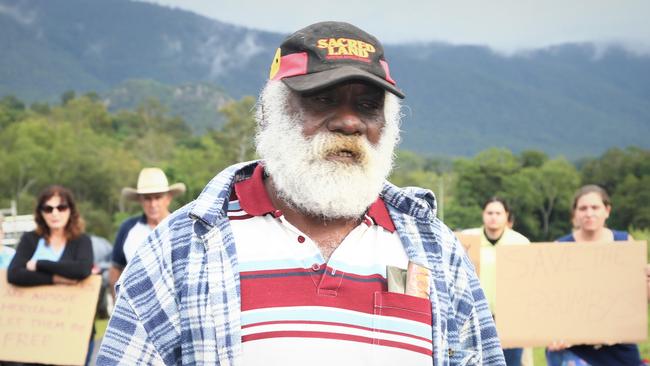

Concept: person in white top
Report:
left=463, top=196, right=532, bottom=366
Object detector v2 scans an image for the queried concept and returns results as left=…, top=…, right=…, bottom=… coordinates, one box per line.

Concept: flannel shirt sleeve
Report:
left=96, top=290, right=166, bottom=365
left=442, top=227, right=506, bottom=365
left=461, top=265, right=506, bottom=364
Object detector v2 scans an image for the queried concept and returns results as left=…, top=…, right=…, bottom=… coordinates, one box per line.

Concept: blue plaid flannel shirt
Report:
left=96, top=161, right=505, bottom=365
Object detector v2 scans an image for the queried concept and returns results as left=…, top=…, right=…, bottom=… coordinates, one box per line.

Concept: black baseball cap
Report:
left=269, top=21, right=404, bottom=99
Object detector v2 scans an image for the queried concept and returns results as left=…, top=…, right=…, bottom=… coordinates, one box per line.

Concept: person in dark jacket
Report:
left=7, top=185, right=94, bottom=365
left=8, top=185, right=93, bottom=285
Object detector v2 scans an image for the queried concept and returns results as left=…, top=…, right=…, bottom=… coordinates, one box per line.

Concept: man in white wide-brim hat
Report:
left=108, top=167, right=185, bottom=297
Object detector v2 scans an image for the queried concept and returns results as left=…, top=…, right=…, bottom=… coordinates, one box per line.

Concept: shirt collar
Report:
left=367, top=197, right=396, bottom=233
left=234, top=164, right=396, bottom=233
left=234, top=164, right=276, bottom=216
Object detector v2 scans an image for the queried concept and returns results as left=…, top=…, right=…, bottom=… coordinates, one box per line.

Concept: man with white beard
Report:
left=97, top=21, right=505, bottom=366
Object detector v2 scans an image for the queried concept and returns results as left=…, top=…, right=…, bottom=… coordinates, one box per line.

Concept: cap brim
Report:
left=282, top=66, right=405, bottom=99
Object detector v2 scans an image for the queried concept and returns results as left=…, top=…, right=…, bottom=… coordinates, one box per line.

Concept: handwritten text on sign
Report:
left=0, top=271, right=101, bottom=365
left=495, top=241, right=647, bottom=348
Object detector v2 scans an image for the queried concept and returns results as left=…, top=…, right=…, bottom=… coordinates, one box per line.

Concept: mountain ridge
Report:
left=1, top=0, right=648, bottom=158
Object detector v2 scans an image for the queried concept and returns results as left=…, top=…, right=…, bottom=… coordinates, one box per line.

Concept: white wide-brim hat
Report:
left=122, top=167, right=186, bottom=201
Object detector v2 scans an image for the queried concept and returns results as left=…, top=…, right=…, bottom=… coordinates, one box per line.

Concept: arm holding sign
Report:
left=8, top=231, right=54, bottom=286
left=8, top=186, right=94, bottom=287
left=35, top=234, right=93, bottom=279
left=8, top=231, right=93, bottom=286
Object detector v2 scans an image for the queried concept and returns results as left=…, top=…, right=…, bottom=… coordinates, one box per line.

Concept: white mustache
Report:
left=311, top=134, right=370, bottom=165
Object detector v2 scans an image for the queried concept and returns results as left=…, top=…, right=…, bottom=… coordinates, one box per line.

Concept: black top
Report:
left=483, top=228, right=503, bottom=246
left=7, top=231, right=94, bottom=286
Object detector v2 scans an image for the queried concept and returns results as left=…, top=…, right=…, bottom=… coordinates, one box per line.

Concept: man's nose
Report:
left=328, top=106, right=366, bottom=136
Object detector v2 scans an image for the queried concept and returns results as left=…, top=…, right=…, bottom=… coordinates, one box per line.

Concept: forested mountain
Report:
left=1, top=0, right=649, bottom=157
left=104, top=80, right=231, bottom=132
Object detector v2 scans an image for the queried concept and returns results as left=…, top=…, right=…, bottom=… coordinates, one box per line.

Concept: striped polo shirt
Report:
left=229, top=165, right=433, bottom=366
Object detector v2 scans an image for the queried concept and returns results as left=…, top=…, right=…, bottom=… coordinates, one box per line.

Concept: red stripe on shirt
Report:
left=242, top=330, right=432, bottom=356
left=241, top=269, right=385, bottom=314
left=242, top=319, right=432, bottom=343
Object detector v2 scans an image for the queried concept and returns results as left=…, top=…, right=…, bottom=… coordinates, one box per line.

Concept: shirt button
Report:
left=311, top=263, right=321, bottom=271
left=273, top=210, right=282, bottom=218
left=297, top=235, right=305, bottom=243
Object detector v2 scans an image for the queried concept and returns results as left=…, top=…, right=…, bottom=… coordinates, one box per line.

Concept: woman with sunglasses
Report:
left=8, top=185, right=93, bottom=286
left=7, top=185, right=95, bottom=365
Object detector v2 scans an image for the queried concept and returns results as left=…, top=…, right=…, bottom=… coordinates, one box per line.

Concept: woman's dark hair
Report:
left=482, top=196, right=510, bottom=214
left=34, top=185, right=85, bottom=240
left=571, top=184, right=611, bottom=215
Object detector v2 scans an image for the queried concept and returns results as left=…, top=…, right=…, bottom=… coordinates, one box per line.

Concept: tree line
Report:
left=1, top=93, right=648, bottom=243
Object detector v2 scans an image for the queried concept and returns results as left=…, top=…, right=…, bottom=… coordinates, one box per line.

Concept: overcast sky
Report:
left=138, top=0, right=650, bottom=55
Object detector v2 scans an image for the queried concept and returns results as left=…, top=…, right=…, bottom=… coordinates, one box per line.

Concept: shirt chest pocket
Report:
left=372, top=291, right=433, bottom=360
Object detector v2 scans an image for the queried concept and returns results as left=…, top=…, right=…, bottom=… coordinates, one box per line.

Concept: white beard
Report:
left=255, top=81, right=401, bottom=219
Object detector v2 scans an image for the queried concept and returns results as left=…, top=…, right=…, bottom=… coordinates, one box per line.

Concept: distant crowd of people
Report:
left=1, top=167, right=185, bottom=365
left=462, top=186, right=645, bottom=366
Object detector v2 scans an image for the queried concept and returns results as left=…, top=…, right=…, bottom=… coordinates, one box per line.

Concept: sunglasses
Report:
left=41, top=204, right=70, bottom=214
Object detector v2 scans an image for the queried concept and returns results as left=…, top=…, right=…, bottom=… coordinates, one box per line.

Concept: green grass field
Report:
left=95, top=318, right=108, bottom=341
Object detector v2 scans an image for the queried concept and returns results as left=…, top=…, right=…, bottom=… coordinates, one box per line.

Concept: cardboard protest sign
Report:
left=0, top=271, right=101, bottom=365
left=455, top=233, right=481, bottom=274
left=496, top=241, right=647, bottom=348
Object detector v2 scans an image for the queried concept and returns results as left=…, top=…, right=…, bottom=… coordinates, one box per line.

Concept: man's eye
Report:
left=359, top=101, right=382, bottom=112
left=312, top=95, right=335, bottom=105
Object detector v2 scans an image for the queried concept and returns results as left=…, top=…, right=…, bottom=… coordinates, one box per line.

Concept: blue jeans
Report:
left=503, top=347, right=523, bottom=366
left=545, top=349, right=590, bottom=366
